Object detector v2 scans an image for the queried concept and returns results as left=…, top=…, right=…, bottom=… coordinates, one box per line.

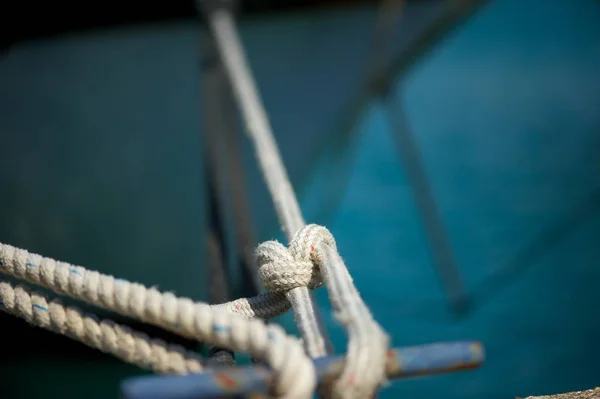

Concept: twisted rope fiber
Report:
left=0, top=280, right=203, bottom=374
left=0, top=244, right=315, bottom=399
left=257, top=225, right=390, bottom=399
left=210, top=11, right=389, bottom=398
left=208, top=9, right=331, bottom=359
left=2, top=9, right=390, bottom=398
left=209, top=11, right=390, bottom=398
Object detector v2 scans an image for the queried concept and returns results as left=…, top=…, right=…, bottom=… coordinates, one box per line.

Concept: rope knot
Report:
left=257, top=224, right=336, bottom=293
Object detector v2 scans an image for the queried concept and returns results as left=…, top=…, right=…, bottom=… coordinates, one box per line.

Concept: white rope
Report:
left=0, top=244, right=315, bottom=399
left=1, top=8, right=391, bottom=398
left=257, top=225, right=390, bottom=399
left=207, top=9, right=390, bottom=399
left=0, top=280, right=204, bottom=374
left=314, top=234, right=389, bottom=398
left=208, top=8, right=331, bottom=359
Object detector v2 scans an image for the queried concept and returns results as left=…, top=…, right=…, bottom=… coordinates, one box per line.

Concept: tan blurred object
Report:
left=520, top=387, right=600, bottom=399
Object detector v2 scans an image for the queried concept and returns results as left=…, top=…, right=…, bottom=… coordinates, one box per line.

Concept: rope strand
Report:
left=207, top=7, right=331, bottom=359
left=206, top=14, right=390, bottom=397
left=0, top=243, right=315, bottom=399
left=257, top=225, right=390, bottom=399
left=206, top=8, right=391, bottom=397
left=0, top=280, right=204, bottom=374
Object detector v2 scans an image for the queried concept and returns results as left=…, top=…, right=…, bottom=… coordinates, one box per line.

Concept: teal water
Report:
left=322, top=1, right=600, bottom=397
left=0, top=0, right=599, bottom=398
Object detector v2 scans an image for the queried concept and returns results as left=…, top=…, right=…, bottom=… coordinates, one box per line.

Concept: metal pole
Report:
left=202, top=24, right=237, bottom=368
left=332, top=0, right=488, bottom=315
left=200, top=0, right=261, bottom=366
left=121, top=341, right=484, bottom=399
left=200, top=0, right=261, bottom=298
left=383, top=92, right=469, bottom=313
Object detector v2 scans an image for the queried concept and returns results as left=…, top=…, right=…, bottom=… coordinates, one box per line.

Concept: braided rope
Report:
left=0, top=280, right=204, bottom=374
left=258, top=225, right=390, bottom=399
left=208, top=8, right=331, bottom=359
left=207, top=12, right=390, bottom=398
left=1, top=8, right=392, bottom=397
left=0, top=244, right=315, bottom=399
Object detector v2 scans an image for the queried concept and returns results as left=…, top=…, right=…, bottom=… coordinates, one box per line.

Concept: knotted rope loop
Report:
left=257, top=224, right=336, bottom=293
left=257, top=225, right=390, bottom=399
left=289, top=224, right=337, bottom=265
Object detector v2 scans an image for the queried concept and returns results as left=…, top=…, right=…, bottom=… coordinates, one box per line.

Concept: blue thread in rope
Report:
left=26, top=262, right=37, bottom=268
left=70, top=268, right=82, bottom=275
left=267, top=331, right=278, bottom=341
left=33, top=304, right=47, bottom=311
left=213, top=325, right=230, bottom=333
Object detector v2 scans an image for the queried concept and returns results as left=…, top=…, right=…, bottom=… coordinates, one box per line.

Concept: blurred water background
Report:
left=0, top=0, right=599, bottom=397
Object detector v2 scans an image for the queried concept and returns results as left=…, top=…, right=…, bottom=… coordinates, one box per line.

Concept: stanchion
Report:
left=121, top=341, right=484, bottom=399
